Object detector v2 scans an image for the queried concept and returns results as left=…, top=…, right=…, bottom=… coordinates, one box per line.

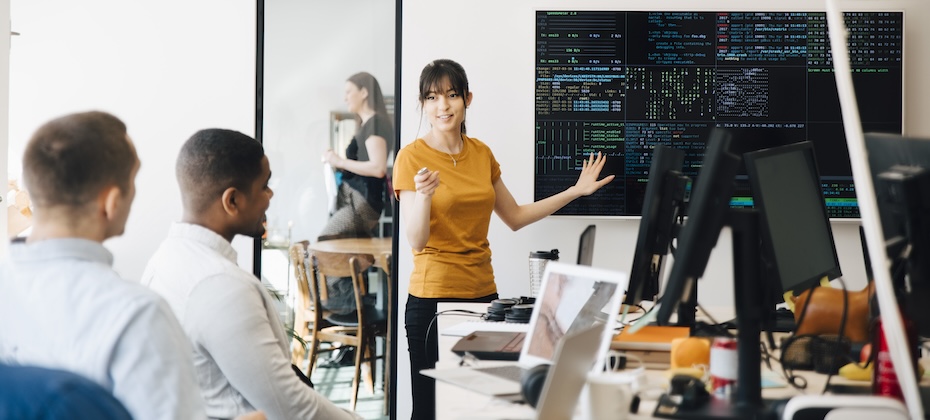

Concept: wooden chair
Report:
left=289, top=241, right=332, bottom=367
left=378, top=250, right=392, bottom=417
left=292, top=242, right=387, bottom=410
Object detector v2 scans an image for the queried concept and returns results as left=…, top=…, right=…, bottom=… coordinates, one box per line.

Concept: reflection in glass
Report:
left=320, top=72, right=394, bottom=240
left=260, top=1, right=396, bottom=418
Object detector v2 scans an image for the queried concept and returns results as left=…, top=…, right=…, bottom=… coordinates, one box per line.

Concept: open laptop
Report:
left=534, top=325, right=605, bottom=420
left=423, top=262, right=627, bottom=397
left=447, top=225, right=597, bottom=361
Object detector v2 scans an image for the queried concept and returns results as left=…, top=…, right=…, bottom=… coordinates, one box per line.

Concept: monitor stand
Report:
left=722, top=307, right=796, bottom=351
left=725, top=308, right=795, bottom=332
left=656, top=397, right=784, bottom=420
left=655, top=209, right=781, bottom=420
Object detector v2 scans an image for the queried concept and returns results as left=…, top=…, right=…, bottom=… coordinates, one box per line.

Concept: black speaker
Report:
left=520, top=364, right=549, bottom=408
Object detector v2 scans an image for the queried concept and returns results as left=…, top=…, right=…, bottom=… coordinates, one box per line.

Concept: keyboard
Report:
left=474, top=365, right=525, bottom=382
left=442, top=320, right=530, bottom=337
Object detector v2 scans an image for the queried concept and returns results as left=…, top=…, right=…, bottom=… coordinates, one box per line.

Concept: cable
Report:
left=778, top=284, right=820, bottom=390
left=424, top=309, right=487, bottom=364
left=424, top=312, right=440, bottom=366
left=438, top=309, right=485, bottom=317
left=762, top=337, right=808, bottom=391
left=690, top=303, right=734, bottom=338
left=617, top=304, right=650, bottom=328
left=820, top=276, right=850, bottom=395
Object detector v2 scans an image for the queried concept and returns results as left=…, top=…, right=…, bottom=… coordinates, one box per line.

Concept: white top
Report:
left=142, top=223, right=359, bottom=420
left=0, top=238, right=205, bottom=420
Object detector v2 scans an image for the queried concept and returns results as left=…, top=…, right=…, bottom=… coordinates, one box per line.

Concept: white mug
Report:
left=585, top=371, right=636, bottom=420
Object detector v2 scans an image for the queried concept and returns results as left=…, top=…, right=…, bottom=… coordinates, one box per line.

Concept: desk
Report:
left=432, top=303, right=926, bottom=420
left=433, top=303, right=717, bottom=419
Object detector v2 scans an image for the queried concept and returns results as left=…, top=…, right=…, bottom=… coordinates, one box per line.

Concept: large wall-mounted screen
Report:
left=535, top=11, right=903, bottom=217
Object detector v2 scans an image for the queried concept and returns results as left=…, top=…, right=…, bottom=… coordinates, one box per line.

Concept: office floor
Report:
left=308, top=354, right=388, bottom=420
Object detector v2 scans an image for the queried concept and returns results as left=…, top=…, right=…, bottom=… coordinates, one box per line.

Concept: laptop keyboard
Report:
left=474, top=365, right=525, bottom=382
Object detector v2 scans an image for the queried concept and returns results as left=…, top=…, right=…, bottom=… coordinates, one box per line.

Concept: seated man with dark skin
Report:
left=143, top=128, right=359, bottom=420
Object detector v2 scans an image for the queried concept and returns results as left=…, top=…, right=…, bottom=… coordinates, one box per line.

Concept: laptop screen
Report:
left=519, top=262, right=627, bottom=369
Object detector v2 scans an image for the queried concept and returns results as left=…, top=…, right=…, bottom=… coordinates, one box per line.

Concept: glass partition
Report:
left=257, top=1, right=398, bottom=418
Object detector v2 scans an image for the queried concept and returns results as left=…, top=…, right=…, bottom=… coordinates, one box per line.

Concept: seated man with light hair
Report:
left=0, top=111, right=206, bottom=420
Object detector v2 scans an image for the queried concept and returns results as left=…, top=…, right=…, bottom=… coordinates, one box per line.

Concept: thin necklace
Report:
left=430, top=134, right=464, bottom=167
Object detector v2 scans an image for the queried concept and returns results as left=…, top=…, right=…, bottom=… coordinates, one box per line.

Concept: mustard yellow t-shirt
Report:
left=393, top=136, right=501, bottom=299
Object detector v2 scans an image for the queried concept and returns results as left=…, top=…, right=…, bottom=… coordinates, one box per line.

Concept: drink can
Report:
left=709, top=337, right=738, bottom=399
left=872, top=315, right=918, bottom=401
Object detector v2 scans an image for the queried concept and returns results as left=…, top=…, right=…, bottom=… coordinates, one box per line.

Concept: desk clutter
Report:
left=611, top=325, right=691, bottom=370
left=447, top=298, right=536, bottom=361
left=482, top=297, right=535, bottom=323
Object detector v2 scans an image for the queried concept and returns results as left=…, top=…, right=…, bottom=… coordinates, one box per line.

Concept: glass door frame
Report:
left=253, top=0, right=402, bottom=417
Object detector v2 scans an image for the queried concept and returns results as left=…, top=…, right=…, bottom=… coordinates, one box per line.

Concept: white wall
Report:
left=262, top=0, right=395, bottom=244
left=399, top=0, right=930, bottom=418
left=8, top=0, right=256, bottom=280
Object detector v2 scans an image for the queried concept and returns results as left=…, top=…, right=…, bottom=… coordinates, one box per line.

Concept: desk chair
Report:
left=296, top=243, right=388, bottom=410
left=0, top=364, right=132, bottom=420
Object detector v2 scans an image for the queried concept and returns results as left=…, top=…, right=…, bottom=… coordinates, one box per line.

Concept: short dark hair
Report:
left=23, top=111, right=136, bottom=208
left=176, top=129, right=264, bottom=214
left=419, top=59, right=470, bottom=133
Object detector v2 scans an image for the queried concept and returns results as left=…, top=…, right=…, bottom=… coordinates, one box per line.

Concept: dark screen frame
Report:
left=624, top=145, right=686, bottom=307
left=744, top=141, right=843, bottom=298
left=656, top=129, right=742, bottom=326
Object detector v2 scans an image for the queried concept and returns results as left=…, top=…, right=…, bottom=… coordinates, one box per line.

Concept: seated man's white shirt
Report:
left=143, top=222, right=360, bottom=420
left=0, top=238, right=205, bottom=420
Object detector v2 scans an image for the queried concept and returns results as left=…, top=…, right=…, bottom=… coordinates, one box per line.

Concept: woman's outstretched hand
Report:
left=573, top=152, right=615, bottom=196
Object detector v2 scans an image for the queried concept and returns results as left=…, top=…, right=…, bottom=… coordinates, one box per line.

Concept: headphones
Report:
left=484, top=297, right=535, bottom=323
left=520, top=364, right=550, bottom=408
left=520, top=350, right=647, bottom=409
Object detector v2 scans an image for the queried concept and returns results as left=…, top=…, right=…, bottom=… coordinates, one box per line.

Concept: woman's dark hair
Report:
left=418, top=59, right=470, bottom=133
left=347, top=72, right=389, bottom=119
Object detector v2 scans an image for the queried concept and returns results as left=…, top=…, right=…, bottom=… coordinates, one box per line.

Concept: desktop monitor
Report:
left=577, top=224, right=596, bottom=266
left=624, top=145, right=688, bottom=308
left=656, top=129, right=741, bottom=327
left=744, top=142, right=843, bottom=300
left=864, top=132, right=930, bottom=337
